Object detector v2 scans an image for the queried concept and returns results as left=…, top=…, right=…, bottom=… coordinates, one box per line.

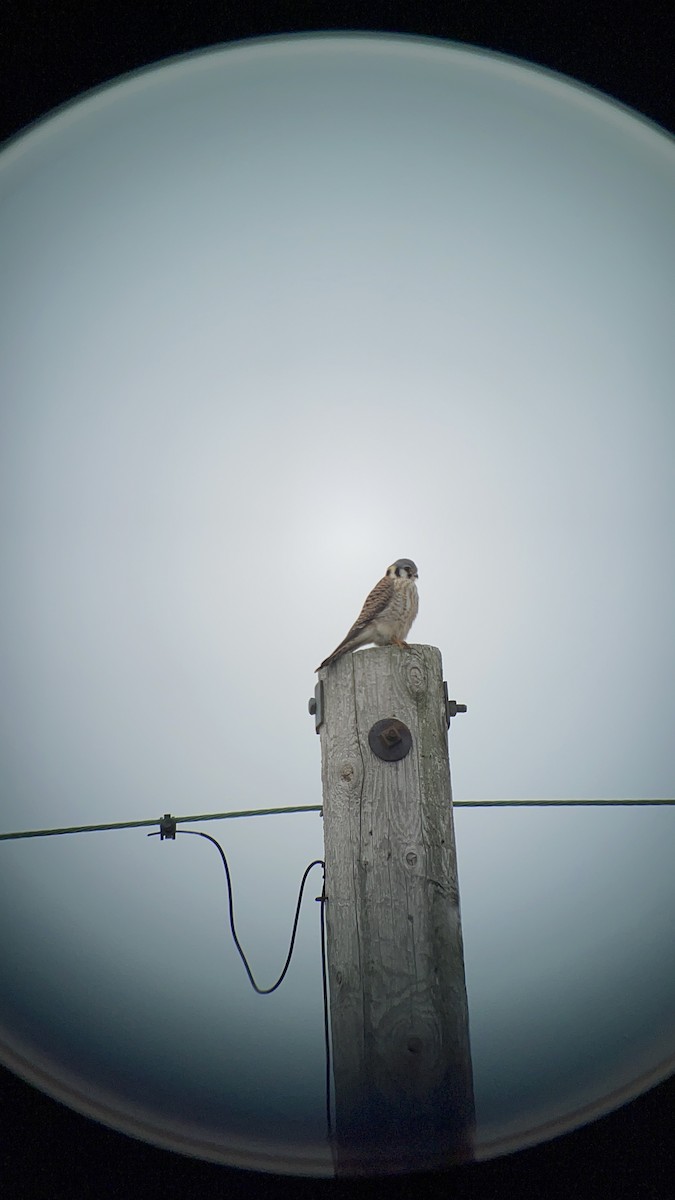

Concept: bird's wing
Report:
left=319, top=573, right=394, bottom=663
left=346, top=573, right=395, bottom=638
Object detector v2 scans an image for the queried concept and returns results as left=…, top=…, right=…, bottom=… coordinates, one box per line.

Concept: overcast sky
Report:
left=0, top=34, right=674, bottom=1175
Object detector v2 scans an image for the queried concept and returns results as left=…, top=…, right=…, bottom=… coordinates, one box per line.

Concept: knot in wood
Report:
left=407, top=1036, right=423, bottom=1055
left=406, top=659, right=426, bottom=695
left=405, top=850, right=418, bottom=867
left=339, top=761, right=354, bottom=782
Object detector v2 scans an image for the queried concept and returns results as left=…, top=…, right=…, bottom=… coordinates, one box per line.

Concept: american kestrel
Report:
left=316, top=559, right=419, bottom=671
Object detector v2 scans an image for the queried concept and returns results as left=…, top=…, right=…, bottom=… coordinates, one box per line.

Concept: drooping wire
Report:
left=149, top=826, right=333, bottom=1136
left=149, top=825, right=333, bottom=1137
left=150, top=826, right=324, bottom=994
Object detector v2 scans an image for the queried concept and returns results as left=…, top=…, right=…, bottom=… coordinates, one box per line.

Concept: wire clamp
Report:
left=159, top=813, right=177, bottom=840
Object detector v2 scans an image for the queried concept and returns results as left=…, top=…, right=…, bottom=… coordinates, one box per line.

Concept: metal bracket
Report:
left=308, top=679, right=324, bottom=734
left=443, top=682, right=467, bottom=728
left=159, top=813, right=177, bottom=840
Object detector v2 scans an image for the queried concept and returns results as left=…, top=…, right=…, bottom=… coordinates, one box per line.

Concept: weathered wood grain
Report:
left=318, top=644, right=475, bottom=1176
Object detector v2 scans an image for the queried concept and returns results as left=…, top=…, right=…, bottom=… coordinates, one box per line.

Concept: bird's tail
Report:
left=315, top=652, right=337, bottom=671
left=316, top=643, right=349, bottom=671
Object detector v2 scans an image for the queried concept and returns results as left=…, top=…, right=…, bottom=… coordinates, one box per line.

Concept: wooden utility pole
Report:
left=314, top=644, right=474, bottom=1176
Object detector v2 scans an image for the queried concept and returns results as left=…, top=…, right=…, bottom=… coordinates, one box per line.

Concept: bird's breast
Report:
left=393, top=579, right=419, bottom=635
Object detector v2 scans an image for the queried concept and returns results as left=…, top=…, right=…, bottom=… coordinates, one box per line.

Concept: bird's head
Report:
left=387, top=558, right=418, bottom=580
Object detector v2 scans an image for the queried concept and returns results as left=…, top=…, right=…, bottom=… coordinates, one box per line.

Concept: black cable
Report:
left=150, top=827, right=333, bottom=1137
left=150, top=826, right=333, bottom=1137
left=318, top=874, right=332, bottom=1140
left=150, top=826, right=324, bottom=995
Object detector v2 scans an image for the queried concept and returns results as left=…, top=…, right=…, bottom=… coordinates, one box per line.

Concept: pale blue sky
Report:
left=1, top=34, right=674, bottom=1175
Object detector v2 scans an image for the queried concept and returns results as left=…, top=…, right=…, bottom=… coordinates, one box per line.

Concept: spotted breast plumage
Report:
left=316, top=559, right=419, bottom=671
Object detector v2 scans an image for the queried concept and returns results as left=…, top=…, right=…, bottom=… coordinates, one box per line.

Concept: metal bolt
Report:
left=309, top=680, right=324, bottom=733
left=443, top=681, right=467, bottom=727
left=368, top=718, right=413, bottom=762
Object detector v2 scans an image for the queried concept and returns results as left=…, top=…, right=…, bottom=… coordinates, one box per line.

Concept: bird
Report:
left=316, top=559, right=419, bottom=671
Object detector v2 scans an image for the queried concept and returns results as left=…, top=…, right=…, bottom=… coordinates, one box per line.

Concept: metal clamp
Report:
left=443, top=682, right=467, bottom=728
left=308, top=680, right=324, bottom=733
left=159, top=813, right=177, bottom=840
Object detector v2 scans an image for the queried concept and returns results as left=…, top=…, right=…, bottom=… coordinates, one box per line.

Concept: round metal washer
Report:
left=368, top=718, right=413, bottom=762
